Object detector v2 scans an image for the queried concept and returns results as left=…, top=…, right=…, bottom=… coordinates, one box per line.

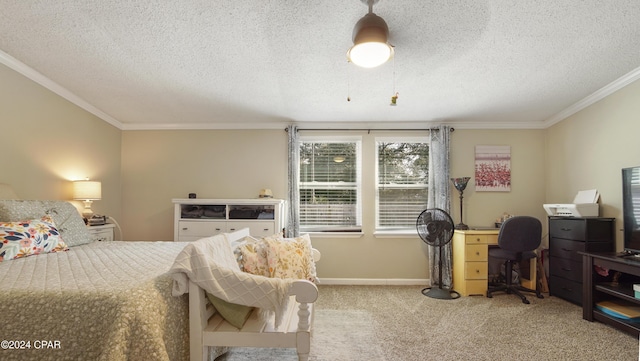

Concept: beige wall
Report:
left=120, top=130, right=288, bottom=242
left=0, top=63, right=122, bottom=220
left=450, top=129, right=547, bottom=230
left=546, top=79, right=640, bottom=250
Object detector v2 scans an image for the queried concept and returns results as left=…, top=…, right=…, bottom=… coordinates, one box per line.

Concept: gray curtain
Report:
left=286, top=125, right=299, bottom=237
left=427, top=125, right=452, bottom=288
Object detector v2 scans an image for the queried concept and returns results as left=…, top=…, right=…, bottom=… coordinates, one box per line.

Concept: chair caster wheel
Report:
left=522, top=299, right=530, bottom=304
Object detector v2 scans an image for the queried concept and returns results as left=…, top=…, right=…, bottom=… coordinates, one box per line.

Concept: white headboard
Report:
left=0, top=184, right=18, bottom=199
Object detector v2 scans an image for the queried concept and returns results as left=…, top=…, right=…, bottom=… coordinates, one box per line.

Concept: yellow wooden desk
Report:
left=452, top=229, right=537, bottom=297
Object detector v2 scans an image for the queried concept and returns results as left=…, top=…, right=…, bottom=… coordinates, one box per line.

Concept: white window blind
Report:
left=299, top=138, right=361, bottom=232
left=376, top=139, right=429, bottom=230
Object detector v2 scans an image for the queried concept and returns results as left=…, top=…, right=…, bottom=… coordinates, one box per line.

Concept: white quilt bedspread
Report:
left=0, top=240, right=190, bottom=361
left=169, top=233, right=293, bottom=328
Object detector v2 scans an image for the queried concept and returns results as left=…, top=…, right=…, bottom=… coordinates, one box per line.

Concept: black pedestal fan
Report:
left=416, top=208, right=460, bottom=299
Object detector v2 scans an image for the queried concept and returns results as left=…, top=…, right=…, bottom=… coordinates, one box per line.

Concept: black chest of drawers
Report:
left=548, top=216, right=615, bottom=305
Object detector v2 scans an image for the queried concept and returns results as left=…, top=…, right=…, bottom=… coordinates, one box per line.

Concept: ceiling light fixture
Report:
left=347, top=0, right=394, bottom=68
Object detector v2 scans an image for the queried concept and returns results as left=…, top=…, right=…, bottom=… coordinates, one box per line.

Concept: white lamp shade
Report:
left=347, top=42, right=393, bottom=68
left=73, top=181, right=102, bottom=200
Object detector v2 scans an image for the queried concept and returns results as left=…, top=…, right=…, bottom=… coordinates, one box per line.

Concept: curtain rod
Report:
left=284, top=127, right=454, bottom=133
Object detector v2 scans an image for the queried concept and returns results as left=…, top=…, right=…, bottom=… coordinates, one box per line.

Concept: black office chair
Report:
left=487, top=216, right=544, bottom=304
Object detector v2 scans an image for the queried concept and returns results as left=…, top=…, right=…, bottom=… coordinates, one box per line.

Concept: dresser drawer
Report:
left=178, top=221, right=225, bottom=237
left=549, top=219, right=587, bottom=240
left=227, top=221, right=275, bottom=238
left=549, top=275, right=582, bottom=304
left=463, top=280, right=488, bottom=296
left=549, top=217, right=614, bottom=241
left=550, top=256, right=582, bottom=282
left=464, top=262, right=488, bottom=280
left=465, top=244, right=487, bottom=262
left=465, top=234, right=490, bottom=244
left=550, top=238, right=585, bottom=262
left=550, top=238, right=612, bottom=262
left=87, top=225, right=115, bottom=242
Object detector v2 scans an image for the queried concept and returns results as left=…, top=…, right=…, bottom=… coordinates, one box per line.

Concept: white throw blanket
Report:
left=169, top=233, right=292, bottom=327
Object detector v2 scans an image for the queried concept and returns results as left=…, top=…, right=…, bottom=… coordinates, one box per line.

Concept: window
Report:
left=299, top=137, right=362, bottom=232
left=376, top=138, right=429, bottom=230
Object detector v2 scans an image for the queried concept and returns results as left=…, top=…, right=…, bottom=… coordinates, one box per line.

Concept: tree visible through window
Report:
left=299, top=139, right=361, bottom=232
left=376, top=140, right=429, bottom=230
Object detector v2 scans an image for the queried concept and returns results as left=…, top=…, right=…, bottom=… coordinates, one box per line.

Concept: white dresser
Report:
left=172, top=198, right=286, bottom=242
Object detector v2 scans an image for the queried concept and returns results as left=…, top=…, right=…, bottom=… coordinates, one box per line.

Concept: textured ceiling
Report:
left=1, top=1, right=640, bottom=130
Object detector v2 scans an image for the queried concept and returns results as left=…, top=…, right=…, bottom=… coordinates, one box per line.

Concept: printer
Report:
left=543, top=189, right=600, bottom=217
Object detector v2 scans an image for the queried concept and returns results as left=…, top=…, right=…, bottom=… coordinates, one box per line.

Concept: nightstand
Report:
left=87, top=223, right=116, bottom=242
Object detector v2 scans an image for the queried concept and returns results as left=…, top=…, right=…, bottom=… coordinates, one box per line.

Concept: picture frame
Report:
left=475, top=145, right=511, bottom=192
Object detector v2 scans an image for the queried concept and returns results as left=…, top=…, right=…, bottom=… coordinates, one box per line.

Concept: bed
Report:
left=0, top=195, right=202, bottom=361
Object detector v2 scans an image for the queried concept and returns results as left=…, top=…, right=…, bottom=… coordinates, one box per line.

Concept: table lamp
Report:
left=73, top=179, right=102, bottom=218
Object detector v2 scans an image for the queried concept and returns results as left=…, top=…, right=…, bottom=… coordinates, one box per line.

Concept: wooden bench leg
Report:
left=296, top=332, right=310, bottom=361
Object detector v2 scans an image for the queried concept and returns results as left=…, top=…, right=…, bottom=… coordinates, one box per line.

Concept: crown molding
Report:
left=120, top=121, right=291, bottom=130
left=543, top=65, right=640, bottom=128
left=121, top=120, right=548, bottom=131
left=0, top=49, right=124, bottom=129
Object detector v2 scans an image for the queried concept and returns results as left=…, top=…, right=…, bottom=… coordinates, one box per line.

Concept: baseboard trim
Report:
left=319, top=278, right=430, bottom=286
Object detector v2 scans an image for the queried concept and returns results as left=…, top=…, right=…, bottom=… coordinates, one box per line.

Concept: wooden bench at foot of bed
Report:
left=189, top=278, right=318, bottom=361
left=188, top=228, right=319, bottom=361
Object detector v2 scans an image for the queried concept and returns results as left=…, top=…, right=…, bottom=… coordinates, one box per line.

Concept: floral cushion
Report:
left=0, top=215, right=68, bottom=262
left=235, top=236, right=270, bottom=277
left=230, top=234, right=261, bottom=263
left=264, top=234, right=317, bottom=283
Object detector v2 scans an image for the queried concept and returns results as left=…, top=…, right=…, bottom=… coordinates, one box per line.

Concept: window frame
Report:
left=298, top=135, right=363, bottom=233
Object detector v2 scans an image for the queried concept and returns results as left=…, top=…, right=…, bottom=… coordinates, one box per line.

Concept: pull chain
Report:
left=390, top=52, right=398, bottom=106
left=347, top=61, right=352, bottom=102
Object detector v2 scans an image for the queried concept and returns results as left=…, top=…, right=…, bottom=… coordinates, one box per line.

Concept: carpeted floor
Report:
left=217, top=285, right=638, bottom=361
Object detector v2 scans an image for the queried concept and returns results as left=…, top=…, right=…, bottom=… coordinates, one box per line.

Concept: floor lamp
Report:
left=451, top=177, right=471, bottom=230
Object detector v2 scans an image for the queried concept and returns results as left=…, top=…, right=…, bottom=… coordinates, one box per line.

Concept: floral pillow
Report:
left=264, top=234, right=317, bottom=283
left=0, top=215, right=68, bottom=262
left=0, top=200, right=91, bottom=247
left=235, top=236, right=270, bottom=277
